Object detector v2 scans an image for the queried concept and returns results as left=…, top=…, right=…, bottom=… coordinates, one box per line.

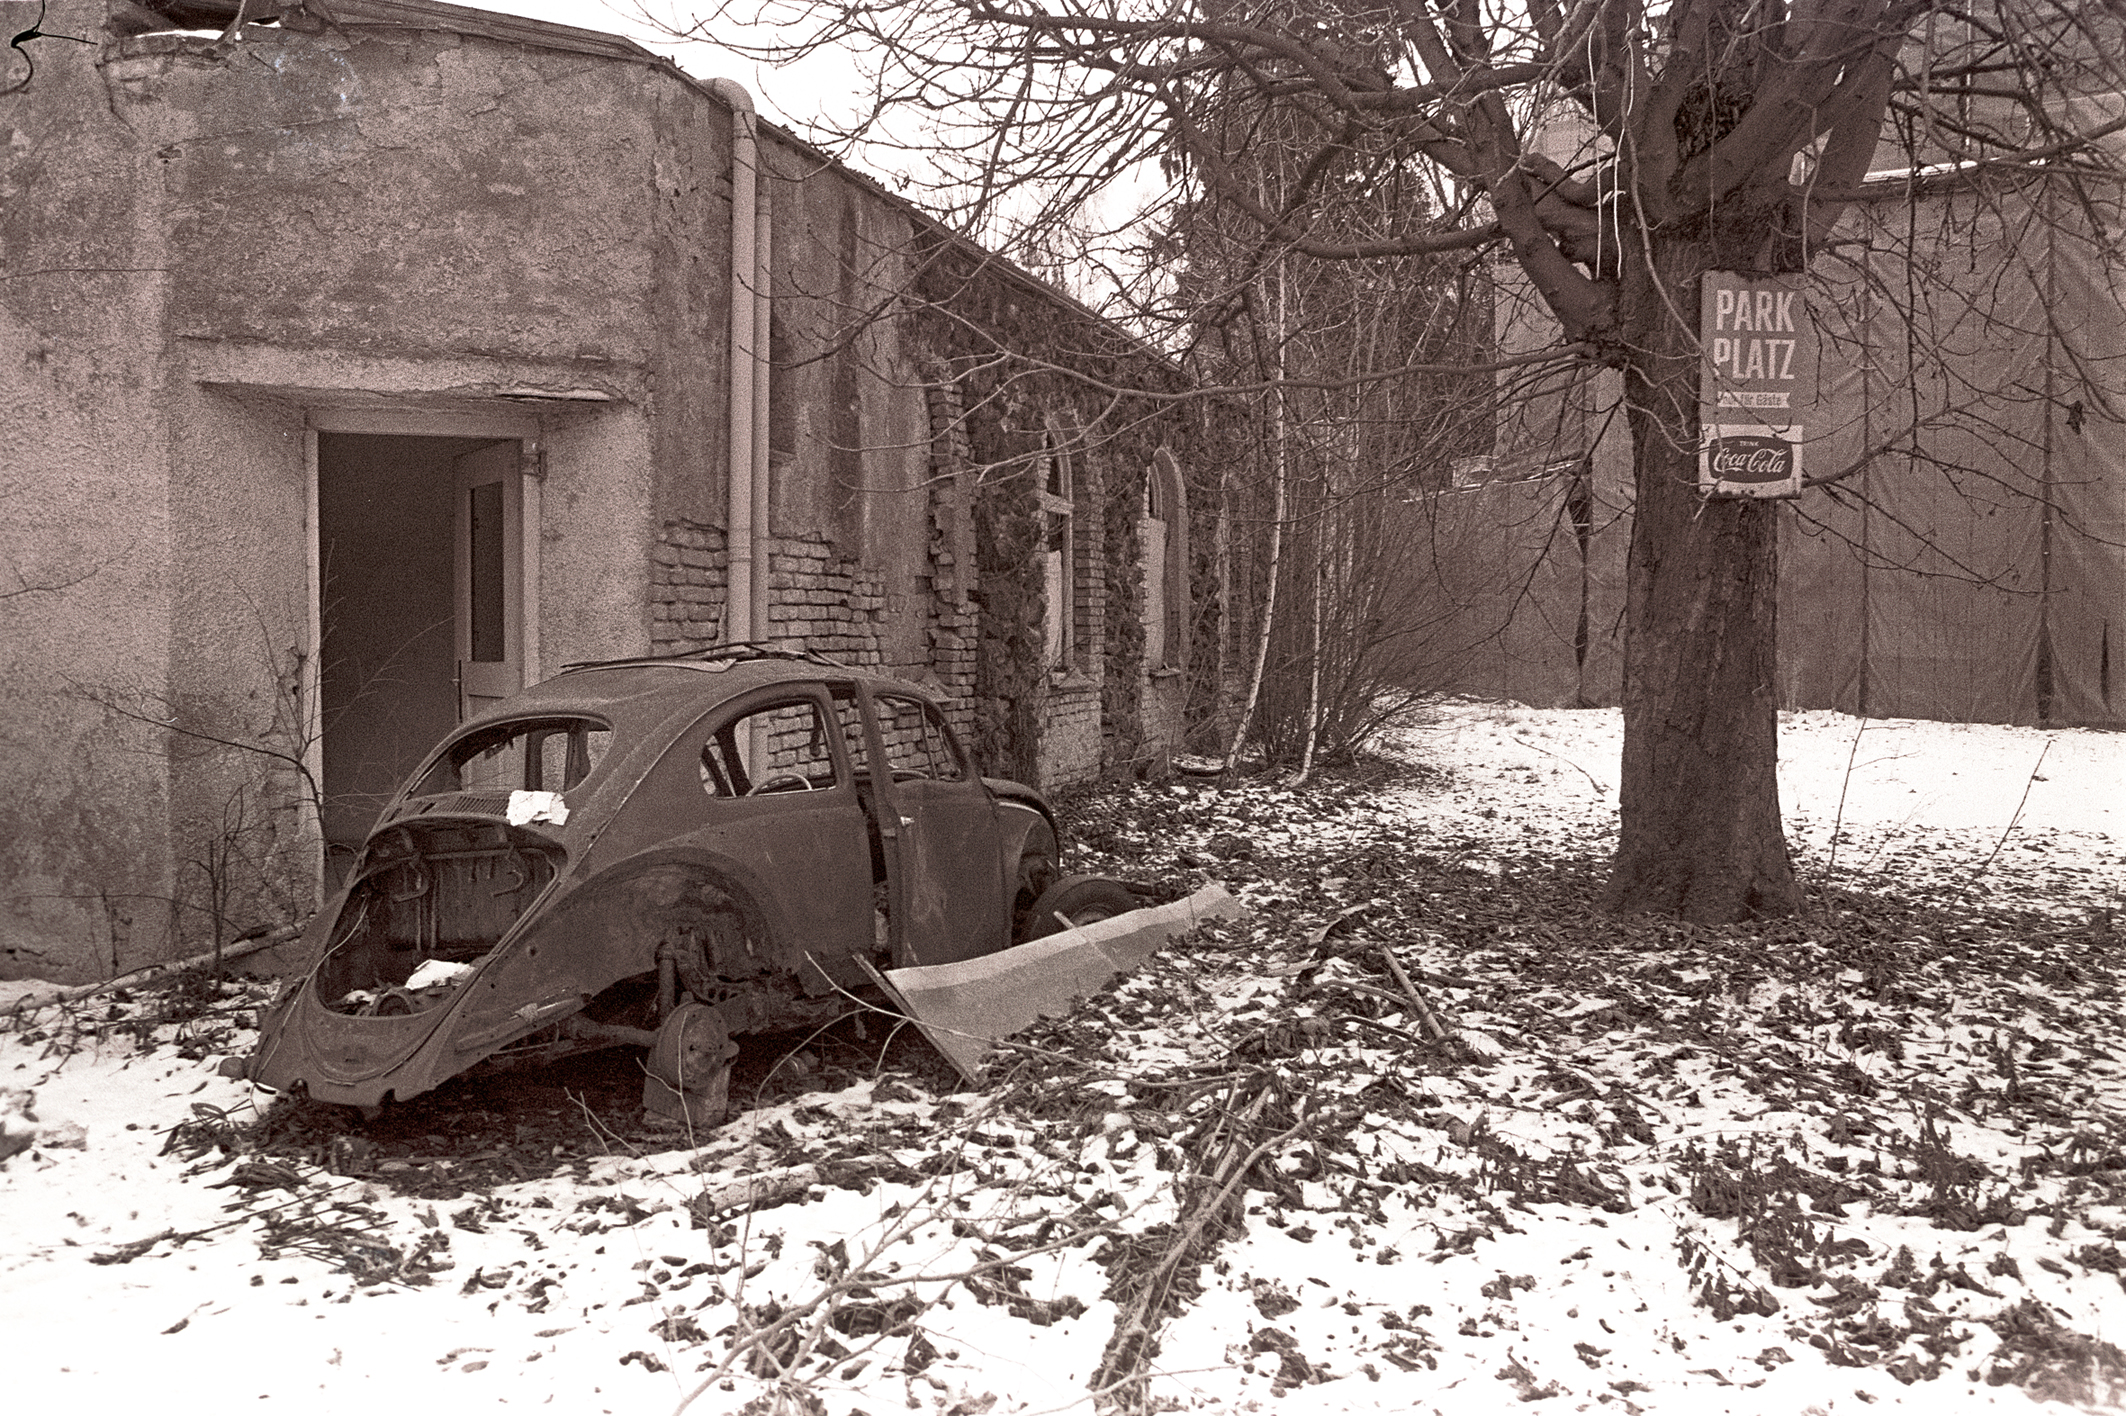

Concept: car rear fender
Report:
left=239, top=854, right=791, bottom=1108
left=442, top=850, right=802, bottom=1054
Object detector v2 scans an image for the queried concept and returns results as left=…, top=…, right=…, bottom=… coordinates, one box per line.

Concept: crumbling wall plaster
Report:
left=645, top=74, right=732, bottom=533
left=1, top=0, right=181, bottom=977
left=110, top=25, right=661, bottom=368
left=541, top=407, right=658, bottom=670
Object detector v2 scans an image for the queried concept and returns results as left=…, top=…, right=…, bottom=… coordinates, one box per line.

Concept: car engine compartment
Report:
left=317, top=822, right=561, bottom=1016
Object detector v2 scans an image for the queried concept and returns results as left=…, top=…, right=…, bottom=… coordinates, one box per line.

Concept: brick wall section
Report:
left=923, top=380, right=980, bottom=745
left=1036, top=682, right=1103, bottom=787
left=650, top=384, right=1132, bottom=794
left=765, top=535, right=887, bottom=666
left=1141, top=675, right=1185, bottom=762
left=650, top=520, right=728, bottom=653
left=650, top=521, right=890, bottom=668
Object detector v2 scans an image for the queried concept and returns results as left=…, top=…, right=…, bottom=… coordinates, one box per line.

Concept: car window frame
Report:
left=407, top=714, right=616, bottom=799
left=869, top=690, right=973, bottom=783
left=692, top=684, right=856, bottom=804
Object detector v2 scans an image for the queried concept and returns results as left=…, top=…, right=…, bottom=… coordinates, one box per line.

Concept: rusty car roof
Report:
left=383, top=649, right=952, bottom=836
left=459, top=647, right=942, bottom=740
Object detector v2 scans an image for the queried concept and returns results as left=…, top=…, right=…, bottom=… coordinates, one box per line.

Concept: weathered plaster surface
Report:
left=2, top=0, right=178, bottom=976
left=541, top=406, right=655, bottom=668
left=112, top=27, right=658, bottom=365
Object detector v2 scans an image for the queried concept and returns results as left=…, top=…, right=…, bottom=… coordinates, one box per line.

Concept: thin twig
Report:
left=1968, top=740, right=2051, bottom=889
left=1827, top=713, right=1868, bottom=879
left=1510, top=733, right=1607, bottom=796
left=1379, top=944, right=1450, bottom=1041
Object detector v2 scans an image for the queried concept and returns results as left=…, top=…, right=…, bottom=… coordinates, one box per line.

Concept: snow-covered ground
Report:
left=1400, top=703, right=2119, bottom=910
left=2, top=705, right=2120, bottom=1416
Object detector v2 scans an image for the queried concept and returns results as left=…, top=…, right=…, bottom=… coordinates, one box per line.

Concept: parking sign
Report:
left=1699, top=271, right=1815, bottom=498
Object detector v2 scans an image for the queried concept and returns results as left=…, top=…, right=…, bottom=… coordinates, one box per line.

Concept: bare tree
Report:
left=701, top=0, right=2126, bottom=920
left=1157, top=83, right=1499, bottom=772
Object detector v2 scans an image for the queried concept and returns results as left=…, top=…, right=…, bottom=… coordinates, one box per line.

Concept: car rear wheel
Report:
left=1026, top=875, right=1140, bottom=939
left=643, top=1002, right=738, bottom=1129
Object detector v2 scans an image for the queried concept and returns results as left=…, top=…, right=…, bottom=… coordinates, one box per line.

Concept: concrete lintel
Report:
left=184, top=338, right=639, bottom=419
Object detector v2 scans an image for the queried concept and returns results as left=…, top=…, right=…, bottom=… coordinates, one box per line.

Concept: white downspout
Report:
left=750, top=205, right=772, bottom=643
left=709, top=77, right=759, bottom=646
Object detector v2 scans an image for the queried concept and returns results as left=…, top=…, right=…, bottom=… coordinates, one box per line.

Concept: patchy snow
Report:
left=3, top=704, right=2121, bottom=1416
left=1398, top=703, right=2118, bottom=894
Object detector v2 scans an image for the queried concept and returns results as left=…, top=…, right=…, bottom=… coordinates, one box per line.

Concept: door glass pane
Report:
left=468, top=480, right=506, bottom=662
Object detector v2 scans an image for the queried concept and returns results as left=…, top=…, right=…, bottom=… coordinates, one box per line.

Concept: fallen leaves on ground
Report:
left=4, top=710, right=2121, bottom=1416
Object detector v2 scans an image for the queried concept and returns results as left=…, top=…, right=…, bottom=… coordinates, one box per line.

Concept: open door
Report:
left=455, top=442, right=523, bottom=721
left=861, top=687, right=1007, bottom=966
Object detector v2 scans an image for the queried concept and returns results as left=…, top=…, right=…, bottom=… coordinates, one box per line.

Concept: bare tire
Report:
left=1027, top=875, right=1139, bottom=939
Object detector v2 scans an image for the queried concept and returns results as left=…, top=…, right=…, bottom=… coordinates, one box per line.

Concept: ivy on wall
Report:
left=964, top=398, right=1047, bottom=785
left=1099, top=449, right=1147, bottom=775
left=1181, top=401, right=1252, bottom=752
left=907, top=232, right=1253, bottom=784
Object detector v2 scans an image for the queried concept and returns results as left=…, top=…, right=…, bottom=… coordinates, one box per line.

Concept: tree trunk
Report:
left=1223, top=367, right=1286, bottom=776
left=1604, top=237, right=1800, bottom=921
left=1292, top=553, right=1324, bottom=784
left=1223, top=252, right=1288, bottom=777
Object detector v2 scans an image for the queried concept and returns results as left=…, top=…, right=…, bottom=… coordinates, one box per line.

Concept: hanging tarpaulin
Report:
left=1699, top=271, right=1816, bottom=498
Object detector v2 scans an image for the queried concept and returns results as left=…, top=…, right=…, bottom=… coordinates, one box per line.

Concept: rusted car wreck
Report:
left=232, top=647, right=1142, bottom=1122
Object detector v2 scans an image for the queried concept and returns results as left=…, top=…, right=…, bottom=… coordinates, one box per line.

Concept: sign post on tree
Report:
left=1699, top=272, right=1817, bottom=499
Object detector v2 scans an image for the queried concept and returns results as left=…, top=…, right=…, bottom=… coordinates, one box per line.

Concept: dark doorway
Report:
left=317, top=433, right=520, bottom=876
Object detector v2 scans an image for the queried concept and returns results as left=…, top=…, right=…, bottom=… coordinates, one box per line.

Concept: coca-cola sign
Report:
left=1706, top=433, right=1795, bottom=484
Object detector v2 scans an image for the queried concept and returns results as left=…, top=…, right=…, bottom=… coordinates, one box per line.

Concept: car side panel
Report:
left=576, top=687, right=875, bottom=984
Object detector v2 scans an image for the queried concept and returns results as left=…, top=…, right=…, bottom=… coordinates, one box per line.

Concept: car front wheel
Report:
left=1026, top=875, right=1140, bottom=939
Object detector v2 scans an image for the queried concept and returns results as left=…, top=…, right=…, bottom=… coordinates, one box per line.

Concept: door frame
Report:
left=303, top=406, right=543, bottom=888
left=853, top=682, right=1006, bottom=967
left=455, top=440, right=526, bottom=722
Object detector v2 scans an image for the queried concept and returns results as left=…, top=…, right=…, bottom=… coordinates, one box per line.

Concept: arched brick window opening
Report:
left=1142, top=447, right=1189, bottom=671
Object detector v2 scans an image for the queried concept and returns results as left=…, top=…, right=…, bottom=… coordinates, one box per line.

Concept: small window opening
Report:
left=1036, top=427, right=1076, bottom=670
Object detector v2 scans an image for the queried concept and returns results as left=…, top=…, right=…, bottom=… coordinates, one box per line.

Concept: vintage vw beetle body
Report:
left=239, top=648, right=1061, bottom=1110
